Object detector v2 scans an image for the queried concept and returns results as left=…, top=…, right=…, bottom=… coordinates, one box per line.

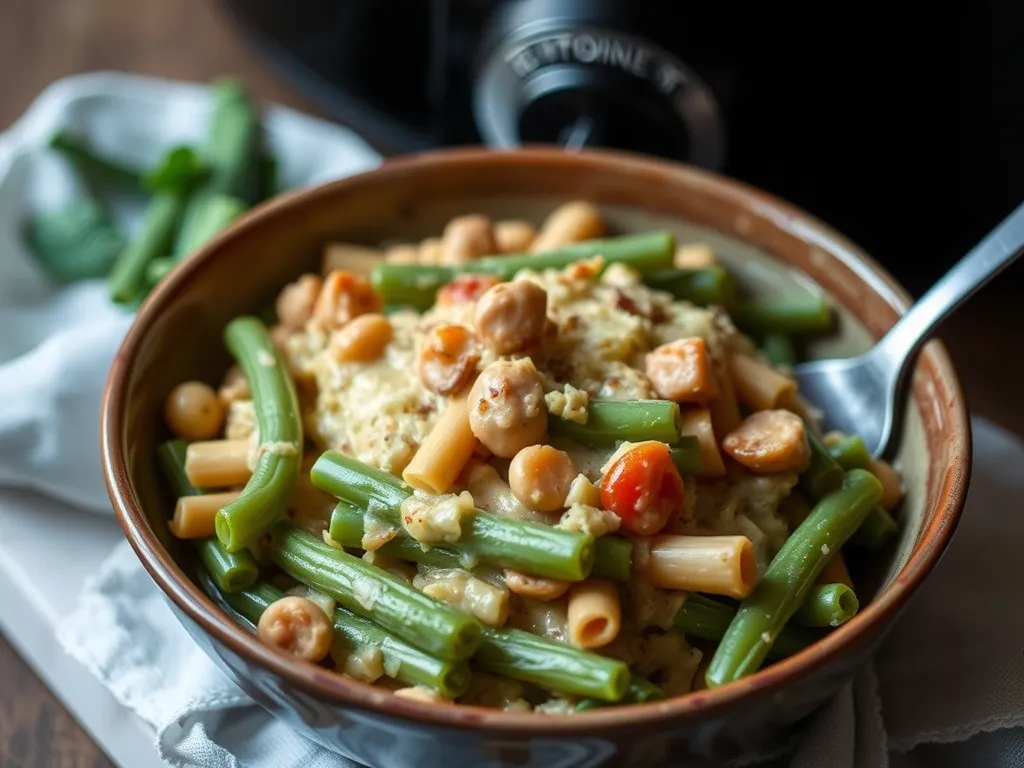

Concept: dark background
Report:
left=0, top=1, right=1022, bottom=766
left=216, top=0, right=1024, bottom=295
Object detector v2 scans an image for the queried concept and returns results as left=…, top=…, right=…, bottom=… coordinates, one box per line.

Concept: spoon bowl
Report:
left=793, top=199, right=1024, bottom=457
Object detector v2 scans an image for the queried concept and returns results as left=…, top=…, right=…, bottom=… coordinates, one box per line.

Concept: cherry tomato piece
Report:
left=599, top=442, right=685, bottom=535
left=436, top=274, right=501, bottom=306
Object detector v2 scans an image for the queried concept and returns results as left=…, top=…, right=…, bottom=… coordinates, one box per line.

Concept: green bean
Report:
left=196, top=538, right=258, bottom=592
left=202, top=78, right=261, bottom=201
left=823, top=434, right=900, bottom=550
left=27, top=199, right=125, bottom=283
left=371, top=231, right=675, bottom=309
left=311, top=451, right=594, bottom=581
left=799, top=430, right=845, bottom=501
left=476, top=626, right=630, bottom=702
left=705, top=469, right=882, bottom=687
left=827, top=434, right=872, bottom=470
left=593, top=536, right=632, bottom=582
left=792, top=583, right=859, bottom=628
left=108, top=191, right=185, bottom=304
left=269, top=524, right=481, bottom=661
left=331, top=502, right=630, bottom=582
left=158, top=440, right=199, bottom=497
left=258, top=151, right=279, bottom=202
left=760, top=333, right=798, bottom=367
left=215, top=317, right=302, bottom=552
left=174, top=193, right=246, bottom=259
left=330, top=502, right=465, bottom=569
left=204, top=577, right=471, bottom=698
left=575, top=675, right=664, bottom=710
left=730, top=296, right=833, bottom=335
left=848, top=506, right=898, bottom=550
left=146, top=257, right=176, bottom=287
left=673, top=593, right=816, bottom=659
left=644, top=266, right=736, bottom=306
left=670, top=437, right=702, bottom=475
left=142, top=146, right=207, bottom=195
left=548, top=399, right=683, bottom=446
left=158, top=441, right=258, bottom=592
left=48, top=130, right=142, bottom=188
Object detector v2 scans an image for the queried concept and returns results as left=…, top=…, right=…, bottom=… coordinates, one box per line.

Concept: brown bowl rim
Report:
left=101, top=145, right=971, bottom=733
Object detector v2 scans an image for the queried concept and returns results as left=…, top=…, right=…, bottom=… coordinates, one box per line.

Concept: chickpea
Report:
left=474, top=281, right=548, bottom=355
left=417, top=324, right=480, bottom=395
left=508, top=445, right=577, bottom=513
left=468, top=359, right=547, bottom=458
left=312, top=270, right=382, bottom=330
left=494, top=219, right=536, bottom=252
left=331, top=313, right=393, bottom=363
left=164, top=381, right=224, bottom=440
left=257, top=596, right=333, bottom=663
left=503, top=569, right=570, bottom=601
left=722, top=409, right=810, bottom=474
left=275, top=274, right=322, bottom=329
left=531, top=201, right=606, bottom=253
left=440, top=214, right=496, bottom=263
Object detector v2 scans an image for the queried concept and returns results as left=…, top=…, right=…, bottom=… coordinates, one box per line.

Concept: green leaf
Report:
left=26, top=199, right=126, bottom=283
left=143, top=146, right=208, bottom=194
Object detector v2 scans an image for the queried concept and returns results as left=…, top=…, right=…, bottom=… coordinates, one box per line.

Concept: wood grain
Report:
left=0, top=0, right=1021, bottom=766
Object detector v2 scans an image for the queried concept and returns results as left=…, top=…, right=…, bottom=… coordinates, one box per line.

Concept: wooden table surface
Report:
left=1, top=1, right=1022, bottom=766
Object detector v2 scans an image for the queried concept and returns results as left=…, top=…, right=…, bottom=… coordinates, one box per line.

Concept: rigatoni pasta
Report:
left=159, top=202, right=902, bottom=713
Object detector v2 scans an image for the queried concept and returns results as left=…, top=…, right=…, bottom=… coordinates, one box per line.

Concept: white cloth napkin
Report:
left=3, top=72, right=1024, bottom=768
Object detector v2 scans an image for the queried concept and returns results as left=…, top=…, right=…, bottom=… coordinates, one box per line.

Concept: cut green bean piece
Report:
left=146, top=257, right=176, bottom=287
left=108, top=191, right=185, bottom=304
left=311, top=451, right=594, bottom=581
left=27, top=199, right=126, bottom=283
left=799, top=430, right=845, bottom=501
left=269, top=525, right=481, bottom=661
left=593, top=536, right=632, bottom=582
left=670, top=437, right=702, bottom=476
left=760, top=333, right=797, bottom=367
left=142, top=146, right=208, bottom=195
left=792, top=583, right=859, bottom=628
left=196, top=537, right=258, bottom=592
left=827, top=434, right=872, bottom=471
left=214, top=317, right=302, bottom=551
left=174, top=193, right=246, bottom=259
left=548, top=400, right=683, bottom=446
left=705, top=470, right=882, bottom=687
left=158, top=439, right=199, bottom=497
left=371, top=231, right=675, bottom=309
left=48, top=130, right=142, bottom=188
left=204, top=577, right=471, bottom=697
left=576, top=675, right=665, bottom=710
left=731, top=296, right=833, bottom=335
left=673, top=593, right=816, bottom=659
left=848, top=506, right=898, bottom=551
left=644, top=266, right=735, bottom=306
left=203, top=78, right=261, bottom=202
left=331, top=502, right=630, bottom=583
left=477, top=626, right=629, bottom=702
left=329, top=502, right=464, bottom=569
left=158, top=441, right=258, bottom=593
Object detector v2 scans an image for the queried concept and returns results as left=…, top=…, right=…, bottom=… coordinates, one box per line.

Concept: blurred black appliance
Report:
left=219, top=0, right=1024, bottom=292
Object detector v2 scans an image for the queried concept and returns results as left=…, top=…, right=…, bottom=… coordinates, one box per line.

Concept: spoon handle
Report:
left=877, top=199, right=1024, bottom=367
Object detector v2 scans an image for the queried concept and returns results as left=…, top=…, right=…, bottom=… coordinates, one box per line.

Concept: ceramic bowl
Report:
left=101, top=147, right=970, bottom=768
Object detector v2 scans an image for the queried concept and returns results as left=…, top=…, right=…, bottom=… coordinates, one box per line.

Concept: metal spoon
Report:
left=792, top=200, right=1024, bottom=458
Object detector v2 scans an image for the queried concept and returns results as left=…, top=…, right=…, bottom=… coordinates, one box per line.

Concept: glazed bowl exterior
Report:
left=101, top=147, right=970, bottom=768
